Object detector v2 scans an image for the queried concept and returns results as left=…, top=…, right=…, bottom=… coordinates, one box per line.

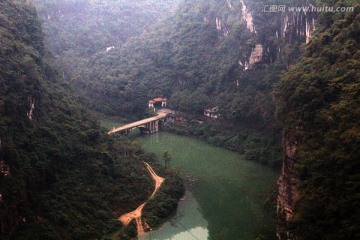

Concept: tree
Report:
left=162, top=150, right=171, bottom=169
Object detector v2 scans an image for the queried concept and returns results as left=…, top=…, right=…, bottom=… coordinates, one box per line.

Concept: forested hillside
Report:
left=0, top=1, right=182, bottom=239
left=82, top=0, right=308, bottom=116
left=33, top=0, right=180, bottom=58
left=276, top=2, right=360, bottom=239
left=68, top=0, right=315, bottom=167
left=32, top=0, right=181, bottom=99
left=33, top=0, right=320, bottom=166
left=7, top=0, right=359, bottom=239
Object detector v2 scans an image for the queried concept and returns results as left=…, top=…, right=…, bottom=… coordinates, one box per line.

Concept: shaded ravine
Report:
left=118, top=162, right=164, bottom=235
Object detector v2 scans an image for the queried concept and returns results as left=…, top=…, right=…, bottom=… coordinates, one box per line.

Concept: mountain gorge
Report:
left=1, top=0, right=359, bottom=239
left=0, top=1, right=182, bottom=239
left=75, top=0, right=319, bottom=166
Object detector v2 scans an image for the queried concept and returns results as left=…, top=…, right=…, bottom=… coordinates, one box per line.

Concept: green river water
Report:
left=102, top=121, right=278, bottom=240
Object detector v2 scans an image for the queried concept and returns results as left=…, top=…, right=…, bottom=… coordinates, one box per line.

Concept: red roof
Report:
left=152, top=98, right=167, bottom=102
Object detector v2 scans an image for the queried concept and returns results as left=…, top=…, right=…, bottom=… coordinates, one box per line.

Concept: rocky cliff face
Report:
left=272, top=2, right=316, bottom=239
left=281, top=8, right=317, bottom=44
left=276, top=3, right=360, bottom=238
left=208, top=6, right=317, bottom=238
left=231, top=0, right=316, bottom=71
left=277, top=129, right=299, bottom=240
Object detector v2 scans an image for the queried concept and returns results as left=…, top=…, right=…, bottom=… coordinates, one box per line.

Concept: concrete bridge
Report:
left=107, top=109, right=175, bottom=135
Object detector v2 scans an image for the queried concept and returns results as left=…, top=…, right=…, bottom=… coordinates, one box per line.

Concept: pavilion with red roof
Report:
left=148, top=97, right=167, bottom=108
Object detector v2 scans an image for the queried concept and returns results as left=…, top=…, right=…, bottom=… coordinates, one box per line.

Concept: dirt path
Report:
left=118, top=162, right=165, bottom=235
left=144, top=162, right=165, bottom=198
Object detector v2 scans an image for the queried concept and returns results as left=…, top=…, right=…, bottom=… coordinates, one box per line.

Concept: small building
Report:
left=148, top=98, right=167, bottom=108
left=204, top=106, right=220, bottom=119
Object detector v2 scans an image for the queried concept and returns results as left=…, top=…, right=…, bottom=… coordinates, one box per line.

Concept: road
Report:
left=118, top=162, right=165, bottom=235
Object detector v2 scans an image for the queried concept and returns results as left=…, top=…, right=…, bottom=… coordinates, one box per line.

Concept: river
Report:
left=101, top=121, right=277, bottom=240
left=137, top=132, right=277, bottom=240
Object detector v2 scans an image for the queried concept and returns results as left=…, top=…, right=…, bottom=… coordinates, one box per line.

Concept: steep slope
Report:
left=84, top=0, right=315, bottom=112
left=32, top=0, right=181, bottom=58
left=276, top=2, right=360, bottom=239
left=79, top=0, right=316, bottom=166
left=0, top=1, right=183, bottom=239
left=32, top=0, right=182, bottom=102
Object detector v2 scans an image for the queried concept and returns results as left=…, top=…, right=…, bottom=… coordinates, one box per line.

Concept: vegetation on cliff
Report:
left=0, top=1, right=183, bottom=239
left=276, top=2, right=360, bottom=239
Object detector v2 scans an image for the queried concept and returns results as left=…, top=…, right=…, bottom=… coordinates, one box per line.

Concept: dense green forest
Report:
left=0, top=1, right=183, bottom=239
left=2, top=0, right=359, bottom=239
left=34, top=0, right=314, bottom=167
left=32, top=0, right=181, bottom=112
left=80, top=0, right=316, bottom=167
left=276, top=2, right=360, bottom=239
left=33, top=0, right=180, bottom=58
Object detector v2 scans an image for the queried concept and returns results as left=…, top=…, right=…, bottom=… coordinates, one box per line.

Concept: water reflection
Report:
left=139, top=191, right=209, bottom=240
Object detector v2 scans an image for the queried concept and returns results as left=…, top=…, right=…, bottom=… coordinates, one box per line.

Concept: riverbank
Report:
left=118, top=162, right=164, bottom=233
left=142, top=167, right=185, bottom=229
left=116, top=162, right=184, bottom=240
left=100, top=119, right=185, bottom=240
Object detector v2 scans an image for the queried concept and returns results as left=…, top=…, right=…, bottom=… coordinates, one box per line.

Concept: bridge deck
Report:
left=107, top=112, right=168, bottom=135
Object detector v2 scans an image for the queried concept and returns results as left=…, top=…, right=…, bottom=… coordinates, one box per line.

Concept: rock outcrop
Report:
left=277, top=129, right=299, bottom=240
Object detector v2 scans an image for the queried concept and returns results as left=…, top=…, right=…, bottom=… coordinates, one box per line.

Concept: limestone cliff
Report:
left=277, top=129, right=299, bottom=240
left=276, top=3, right=359, bottom=239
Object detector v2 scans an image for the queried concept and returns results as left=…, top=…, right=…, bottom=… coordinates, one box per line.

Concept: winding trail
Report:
left=118, top=162, right=165, bottom=235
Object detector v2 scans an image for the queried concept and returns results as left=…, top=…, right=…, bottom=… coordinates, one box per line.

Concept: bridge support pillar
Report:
left=140, top=120, right=160, bottom=134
